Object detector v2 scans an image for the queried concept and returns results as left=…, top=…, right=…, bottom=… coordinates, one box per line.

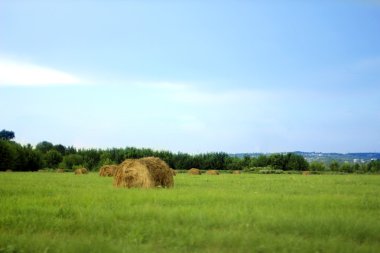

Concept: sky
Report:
left=0, top=0, right=380, bottom=153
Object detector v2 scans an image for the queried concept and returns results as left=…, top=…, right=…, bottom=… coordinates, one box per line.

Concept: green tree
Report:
left=329, top=160, right=340, bottom=171
left=23, top=148, right=43, bottom=171
left=0, top=130, right=15, bottom=141
left=367, top=160, right=380, bottom=173
left=269, top=154, right=286, bottom=170
left=79, top=149, right=100, bottom=171
left=53, top=144, right=66, bottom=155
left=225, top=157, right=244, bottom=170
left=36, top=141, right=54, bottom=153
left=286, top=153, right=309, bottom=171
left=60, top=154, right=84, bottom=170
left=0, top=140, right=16, bottom=171
left=254, top=155, right=269, bottom=167
left=45, top=150, right=63, bottom=168
left=341, top=162, right=353, bottom=173
left=309, top=161, right=326, bottom=171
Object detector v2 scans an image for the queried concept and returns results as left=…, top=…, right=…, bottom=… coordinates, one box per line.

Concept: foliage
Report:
left=258, top=169, right=284, bottom=174
left=1, top=130, right=379, bottom=174
left=367, top=160, right=380, bottom=173
left=329, top=160, right=340, bottom=171
left=0, top=140, right=16, bottom=171
left=35, top=141, right=54, bottom=153
left=44, top=150, right=63, bottom=168
left=309, top=161, right=326, bottom=171
left=59, top=154, right=84, bottom=170
left=0, top=129, right=15, bottom=141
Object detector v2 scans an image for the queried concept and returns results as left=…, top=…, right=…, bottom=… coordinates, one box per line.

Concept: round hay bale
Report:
left=99, top=165, right=118, bottom=177
left=206, top=170, right=219, bottom=175
left=114, top=157, right=174, bottom=188
left=232, top=170, right=241, bottom=174
left=74, top=168, right=88, bottom=175
left=188, top=168, right=201, bottom=175
left=56, top=168, right=65, bottom=173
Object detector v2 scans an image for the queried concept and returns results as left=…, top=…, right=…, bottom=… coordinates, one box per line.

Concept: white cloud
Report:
left=0, top=59, right=83, bottom=86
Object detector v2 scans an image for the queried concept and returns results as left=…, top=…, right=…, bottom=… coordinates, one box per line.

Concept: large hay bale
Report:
left=74, top=168, right=88, bottom=175
left=99, top=165, right=118, bottom=177
left=206, top=170, right=219, bottom=175
left=56, top=168, right=65, bottom=173
left=232, top=170, right=241, bottom=174
left=188, top=168, right=201, bottom=175
left=114, top=157, right=174, bottom=188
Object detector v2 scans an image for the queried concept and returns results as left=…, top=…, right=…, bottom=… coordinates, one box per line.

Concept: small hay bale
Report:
left=114, top=157, right=174, bottom=188
left=99, top=165, right=118, bottom=177
left=5, top=169, right=12, bottom=172
left=171, top=169, right=177, bottom=176
left=56, top=169, right=65, bottom=173
left=206, top=170, right=219, bottom=175
left=232, top=170, right=241, bottom=174
left=302, top=171, right=311, bottom=176
left=74, top=168, right=88, bottom=175
left=188, top=168, right=201, bottom=175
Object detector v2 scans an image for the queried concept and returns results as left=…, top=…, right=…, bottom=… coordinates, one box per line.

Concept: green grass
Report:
left=0, top=173, right=379, bottom=253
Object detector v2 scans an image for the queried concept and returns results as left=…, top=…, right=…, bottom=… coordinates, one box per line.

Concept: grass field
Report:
left=0, top=172, right=379, bottom=253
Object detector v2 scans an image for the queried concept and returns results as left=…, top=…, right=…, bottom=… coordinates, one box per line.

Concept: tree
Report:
left=23, top=148, right=43, bottom=171
left=53, top=144, right=66, bottom=155
left=286, top=153, right=309, bottom=171
left=79, top=149, right=100, bottom=171
left=254, top=155, right=269, bottom=167
left=329, top=160, right=340, bottom=171
left=309, top=161, right=326, bottom=171
left=269, top=154, right=286, bottom=170
left=341, top=162, right=353, bottom=173
left=368, top=160, right=380, bottom=173
left=45, top=150, right=63, bottom=168
left=36, top=141, right=54, bottom=153
left=59, top=154, right=84, bottom=170
left=0, top=140, right=16, bottom=170
left=0, top=130, right=15, bottom=141
left=225, top=157, right=244, bottom=170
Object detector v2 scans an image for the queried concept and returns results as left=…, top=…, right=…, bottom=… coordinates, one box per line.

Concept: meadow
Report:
left=0, top=172, right=379, bottom=253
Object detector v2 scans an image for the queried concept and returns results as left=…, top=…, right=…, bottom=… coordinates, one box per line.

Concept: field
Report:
left=0, top=172, right=379, bottom=253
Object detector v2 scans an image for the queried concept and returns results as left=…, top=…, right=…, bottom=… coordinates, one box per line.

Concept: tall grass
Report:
left=0, top=173, right=379, bottom=253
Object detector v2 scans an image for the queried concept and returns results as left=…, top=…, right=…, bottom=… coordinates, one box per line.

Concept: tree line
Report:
left=1, top=130, right=379, bottom=173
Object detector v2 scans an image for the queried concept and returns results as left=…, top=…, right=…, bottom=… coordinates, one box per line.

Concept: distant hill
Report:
left=231, top=152, right=380, bottom=163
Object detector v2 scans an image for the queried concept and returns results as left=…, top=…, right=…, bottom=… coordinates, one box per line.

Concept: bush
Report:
left=258, top=169, right=284, bottom=174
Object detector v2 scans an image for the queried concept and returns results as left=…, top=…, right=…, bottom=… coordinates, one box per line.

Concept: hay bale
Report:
left=188, top=168, right=201, bottom=175
left=302, top=171, right=311, bottom=176
left=99, top=165, right=118, bottom=177
left=206, top=170, right=219, bottom=175
left=74, top=168, right=88, bottom=175
left=232, top=170, right=241, bottom=174
left=114, top=157, right=174, bottom=188
left=56, top=168, right=65, bottom=173
left=5, top=169, right=12, bottom=172
left=171, top=169, right=177, bottom=176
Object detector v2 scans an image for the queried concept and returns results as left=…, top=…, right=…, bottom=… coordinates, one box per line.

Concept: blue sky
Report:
left=1, top=1, right=379, bottom=153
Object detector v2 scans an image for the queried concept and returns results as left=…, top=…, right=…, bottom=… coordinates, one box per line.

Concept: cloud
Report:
left=0, top=59, right=83, bottom=86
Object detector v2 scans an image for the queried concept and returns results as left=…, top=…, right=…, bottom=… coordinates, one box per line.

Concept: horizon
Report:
left=8, top=135, right=380, bottom=155
left=1, top=1, right=380, bottom=153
